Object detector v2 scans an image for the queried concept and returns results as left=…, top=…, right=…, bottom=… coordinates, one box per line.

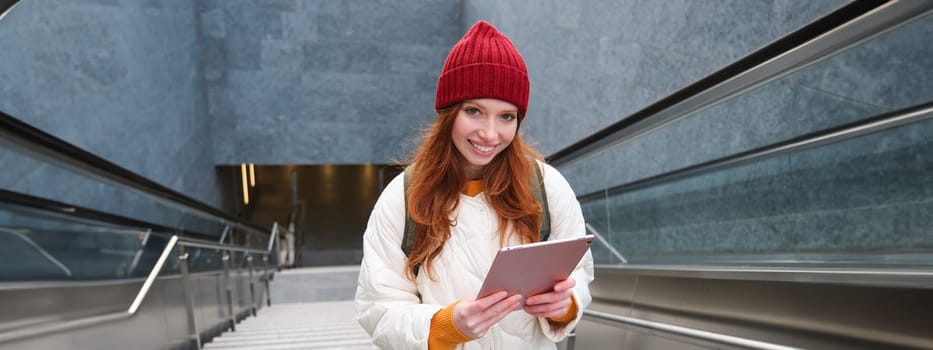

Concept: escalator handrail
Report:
left=0, top=187, right=216, bottom=240
left=175, top=236, right=270, bottom=256
left=581, top=309, right=802, bottom=350
left=0, top=0, right=20, bottom=22
left=595, top=264, right=933, bottom=290
left=0, top=235, right=273, bottom=344
left=576, top=100, right=933, bottom=203
left=0, top=109, right=269, bottom=238
left=547, top=0, right=930, bottom=168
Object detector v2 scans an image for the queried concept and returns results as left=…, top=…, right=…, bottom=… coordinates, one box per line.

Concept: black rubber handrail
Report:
left=0, top=187, right=215, bottom=241
left=575, top=100, right=933, bottom=204
left=546, top=0, right=888, bottom=166
left=0, top=109, right=268, bottom=236
left=0, top=0, right=20, bottom=20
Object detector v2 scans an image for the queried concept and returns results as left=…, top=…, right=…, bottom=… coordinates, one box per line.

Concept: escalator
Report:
left=552, top=1, right=933, bottom=349
left=0, top=99, right=285, bottom=349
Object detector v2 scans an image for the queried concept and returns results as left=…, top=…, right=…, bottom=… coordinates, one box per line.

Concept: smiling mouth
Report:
left=469, top=140, right=495, bottom=153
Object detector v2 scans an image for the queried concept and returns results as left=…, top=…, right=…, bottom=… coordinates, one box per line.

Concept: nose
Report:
left=477, top=118, right=497, bottom=141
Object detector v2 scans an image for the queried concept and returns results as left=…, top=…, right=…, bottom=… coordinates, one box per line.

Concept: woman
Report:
left=355, top=20, right=594, bottom=349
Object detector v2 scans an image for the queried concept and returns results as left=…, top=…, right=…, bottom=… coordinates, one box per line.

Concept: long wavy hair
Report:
left=405, top=103, right=544, bottom=280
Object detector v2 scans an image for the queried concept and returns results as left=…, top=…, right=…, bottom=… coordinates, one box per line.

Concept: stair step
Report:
left=203, top=301, right=371, bottom=349
left=211, top=329, right=368, bottom=344
left=205, top=334, right=370, bottom=348
left=204, top=337, right=372, bottom=350
left=228, top=323, right=363, bottom=334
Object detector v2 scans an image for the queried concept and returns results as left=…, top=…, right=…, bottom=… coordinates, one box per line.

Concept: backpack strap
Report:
left=400, top=162, right=551, bottom=273
left=402, top=167, right=417, bottom=257
left=531, top=160, right=551, bottom=241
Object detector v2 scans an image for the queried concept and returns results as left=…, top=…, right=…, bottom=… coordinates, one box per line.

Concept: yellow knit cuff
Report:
left=547, top=294, right=578, bottom=324
left=429, top=301, right=472, bottom=350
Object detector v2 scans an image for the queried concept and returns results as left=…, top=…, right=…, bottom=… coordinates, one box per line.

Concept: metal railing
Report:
left=585, top=224, right=627, bottom=264
left=0, top=234, right=276, bottom=349
left=0, top=227, right=73, bottom=277
left=269, top=221, right=298, bottom=268
left=579, top=309, right=802, bottom=350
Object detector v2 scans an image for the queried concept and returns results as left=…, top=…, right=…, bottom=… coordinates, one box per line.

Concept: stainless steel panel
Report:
left=0, top=280, right=140, bottom=332
left=577, top=267, right=933, bottom=349
left=159, top=276, right=196, bottom=349
left=574, top=301, right=633, bottom=350
left=589, top=267, right=640, bottom=307
left=191, top=272, right=226, bottom=344
left=1, top=279, right=173, bottom=350
left=573, top=318, right=629, bottom=350
left=0, top=268, right=270, bottom=349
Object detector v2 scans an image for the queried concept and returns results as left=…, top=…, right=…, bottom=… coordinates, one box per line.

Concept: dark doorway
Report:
left=219, top=164, right=403, bottom=267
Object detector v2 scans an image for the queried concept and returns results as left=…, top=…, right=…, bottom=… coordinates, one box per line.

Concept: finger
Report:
left=525, top=279, right=575, bottom=305
left=470, top=291, right=509, bottom=312
left=464, top=295, right=521, bottom=338
left=455, top=294, right=509, bottom=336
left=455, top=299, right=508, bottom=339
left=525, top=288, right=572, bottom=306
left=553, top=277, right=576, bottom=292
left=481, top=294, right=522, bottom=319
left=476, top=297, right=522, bottom=330
left=525, top=306, right=568, bottom=318
left=523, top=298, right=570, bottom=316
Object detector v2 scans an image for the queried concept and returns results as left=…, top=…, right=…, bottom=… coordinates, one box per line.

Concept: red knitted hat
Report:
left=435, top=21, right=530, bottom=120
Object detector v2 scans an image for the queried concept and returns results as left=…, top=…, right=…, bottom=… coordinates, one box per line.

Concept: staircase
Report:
left=204, top=266, right=370, bottom=349
left=204, top=301, right=372, bottom=350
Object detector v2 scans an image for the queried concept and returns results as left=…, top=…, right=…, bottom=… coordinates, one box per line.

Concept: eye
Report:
left=464, top=107, right=481, bottom=115
left=501, top=113, right=517, bottom=121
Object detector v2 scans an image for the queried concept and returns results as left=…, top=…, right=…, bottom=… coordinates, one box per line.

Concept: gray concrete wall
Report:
left=202, top=0, right=860, bottom=166
left=0, top=1, right=225, bottom=218
left=569, top=11, right=933, bottom=263
left=200, top=0, right=461, bottom=165
left=463, top=0, right=850, bottom=157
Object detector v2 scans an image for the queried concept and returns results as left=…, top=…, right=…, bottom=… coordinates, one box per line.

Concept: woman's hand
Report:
left=453, top=291, right=523, bottom=339
left=523, top=277, right=576, bottom=318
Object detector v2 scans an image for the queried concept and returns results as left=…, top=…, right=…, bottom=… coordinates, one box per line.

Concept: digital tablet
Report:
left=476, top=235, right=594, bottom=300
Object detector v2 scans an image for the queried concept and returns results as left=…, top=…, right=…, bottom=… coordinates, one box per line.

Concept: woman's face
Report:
left=451, top=98, right=519, bottom=179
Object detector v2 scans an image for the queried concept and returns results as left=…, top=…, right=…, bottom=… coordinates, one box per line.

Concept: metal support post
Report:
left=179, top=247, right=202, bottom=350
left=247, top=255, right=256, bottom=316
left=263, top=255, right=271, bottom=307
left=222, top=253, right=235, bottom=331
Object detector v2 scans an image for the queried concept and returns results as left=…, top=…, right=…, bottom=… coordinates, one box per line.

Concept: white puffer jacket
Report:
left=355, top=162, right=594, bottom=349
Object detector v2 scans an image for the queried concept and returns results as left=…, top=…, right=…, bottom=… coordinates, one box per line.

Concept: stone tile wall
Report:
left=0, top=1, right=227, bottom=228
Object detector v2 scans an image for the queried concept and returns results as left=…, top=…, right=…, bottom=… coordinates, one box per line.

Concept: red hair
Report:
left=405, top=103, right=543, bottom=280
